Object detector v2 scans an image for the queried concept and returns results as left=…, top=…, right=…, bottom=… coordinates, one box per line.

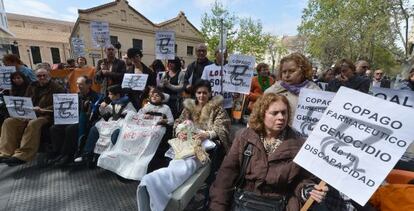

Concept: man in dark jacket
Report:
left=327, top=59, right=370, bottom=93
left=183, top=43, right=213, bottom=92
left=95, top=44, right=127, bottom=95
left=0, top=67, right=65, bottom=166
left=371, top=69, right=391, bottom=88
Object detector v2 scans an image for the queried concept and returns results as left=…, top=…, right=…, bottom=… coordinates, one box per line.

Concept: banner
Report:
left=71, top=37, right=85, bottom=57
left=98, top=112, right=166, bottom=180
left=53, top=94, right=79, bottom=125
left=371, top=87, right=414, bottom=108
left=94, top=119, right=123, bottom=154
left=155, top=31, right=175, bottom=60
left=3, top=96, right=37, bottom=119
left=294, top=87, right=414, bottom=205
left=292, top=89, right=335, bottom=137
left=121, top=73, right=149, bottom=91
left=223, top=54, right=255, bottom=94
left=0, top=66, right=16, bottom=90
left=90, top=21, right=110, bottom=48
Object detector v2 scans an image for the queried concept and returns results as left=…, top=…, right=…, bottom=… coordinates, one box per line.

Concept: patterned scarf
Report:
left=280, top=80, right=309, bottom=95
left=258, top=75, right=271, bottom=92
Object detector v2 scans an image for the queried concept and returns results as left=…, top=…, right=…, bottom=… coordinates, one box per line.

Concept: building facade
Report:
left=70, top=0, right=203, bottom=67
left=0, top=0, right=14, bottom=60
left=6, top=13, right=73, bottom=68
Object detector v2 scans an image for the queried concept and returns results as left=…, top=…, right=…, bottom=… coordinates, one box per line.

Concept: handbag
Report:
left=231, top=143, right=286, bottom=211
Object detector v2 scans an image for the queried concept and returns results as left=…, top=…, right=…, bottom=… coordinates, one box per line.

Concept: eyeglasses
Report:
left=375, top=72, right=384, bottom=75
left=361, top=66, right=369, bottom=69
left=36, top=74, right=47, bottom=78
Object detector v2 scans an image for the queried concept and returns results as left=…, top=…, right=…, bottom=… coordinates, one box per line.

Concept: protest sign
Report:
left=201, top=64, right=233, bottom=109
left=294, top=87, right=414, bottom=205
left=98, top=112, right=165, bottom=180
left=223, top=54, right=255, bottom=94
left=371, top=87, right=414, bottom=108
left=3, top=96, right=37, bottom=119
left=90, top=21, right=110, bottom=48
left=53, top=94, right=79, bottom=125
left=71, top=37, right=85, bottom=57
left=292, top=89, right=335, bottom=137
left=155, top=31, right=175, bottom=60
left=0, top=66, right=16, bottom=90
left=121, top=73, right=148, bottom=91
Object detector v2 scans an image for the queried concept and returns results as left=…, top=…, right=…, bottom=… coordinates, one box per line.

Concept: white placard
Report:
left=3, top=96, right=37, bottom=119
left=155, top=31, right=175, bottom=60
left=0, top=66, right=16, bottom=90
left=53, top=94, right=79, bottom=125
left=371, top=87, right=414, bottom=108
left=98, top=112, right=165, bottom=180
left=292, top=88, right=335, bottom=137
left=293, top=87, right=414, bottom=205
left=223, top=54, right=255, bottom=94
left=71, top=37, right=85, bottom=57
left=201, top=64, right=233, bottom=109
left=121, top=73, right=149, bottom=91
left=90, top=21, right=110, bottom=48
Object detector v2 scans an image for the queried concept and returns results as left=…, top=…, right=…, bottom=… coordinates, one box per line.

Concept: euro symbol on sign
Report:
left=12, top=99, right=26, bottom=116
left=58, top=100, right=74, bottom=118
left=159, top=38, right=171, bottom=54
left=2, top=73, right=11, bottom=84
left=128, top=75, right=141, bottom=89
left=230, top=65, right=249, bottom=86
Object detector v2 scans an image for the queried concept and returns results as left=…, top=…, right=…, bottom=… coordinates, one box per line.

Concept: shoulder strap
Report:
left=234, top=143, right=253, bottom=189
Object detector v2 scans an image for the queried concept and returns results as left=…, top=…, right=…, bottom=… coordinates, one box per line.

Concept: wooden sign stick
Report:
left=300, top=180, right=327, bottom=211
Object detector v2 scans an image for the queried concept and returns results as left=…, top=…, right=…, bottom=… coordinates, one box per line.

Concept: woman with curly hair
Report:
left=264, top=53, right=320, bottom=124
left=210, top=93, right=328, bottom=211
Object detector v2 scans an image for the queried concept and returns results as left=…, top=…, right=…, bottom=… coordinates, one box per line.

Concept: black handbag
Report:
left=231, top=143, right=286, bottom=211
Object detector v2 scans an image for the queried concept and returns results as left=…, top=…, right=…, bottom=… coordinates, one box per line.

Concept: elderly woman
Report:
left=0, top=66, right=65, bottom=166
left=210, top=93, right=328, bottom=211
left=264, top=53, right=320, bottom=124
left=248, top=63, right=275, bottom=112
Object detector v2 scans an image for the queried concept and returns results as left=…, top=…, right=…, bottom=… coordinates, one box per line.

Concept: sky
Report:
left=3, top=0, right=308, bottom=36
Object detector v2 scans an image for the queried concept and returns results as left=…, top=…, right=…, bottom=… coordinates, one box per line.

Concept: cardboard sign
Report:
left=223, top=54, right=255, bottom=94
left=155, top=31, right=175, bottom=60
left=0, top=66, right=16, bottom=90
left=71, top=37, right=85, bottom=57
left=201, top=64, right=233, bottom=109
left=3, top=96, right=37, bottom=119
left=53, top=94, right=79, bottom=125
left=98, top=112, right=165, bottom=180
left=90, top=21, right=110, bottom=48
left=121, top=73, right=149, bottom=91
left=371, top=87, right=414, bottom=108
left=292, top=89, right=335, bottom=137
left=294, top=87, right=414, bottom=205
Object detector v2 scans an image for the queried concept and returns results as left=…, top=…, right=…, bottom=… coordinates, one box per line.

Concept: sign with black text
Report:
left=3, top=96, right=37, bottom=119
left=0, top=66, right=16, bottom=90
left=90, top=21, right=110, bottom=48
left=294, top=87, right=414, bottom=205
left=292, top=89, right=335, bottom=137
left=223, top=54, right=255, bottom=94
left=371, top=87, right=414, bottom=108
left=155, top=31, right=175, bottom=60
left=53, top=94, right=79, bottom=125
left=121, top=73, right=148, bottom=91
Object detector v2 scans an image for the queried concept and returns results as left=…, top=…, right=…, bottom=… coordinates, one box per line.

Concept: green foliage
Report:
left=299, top=0, right=403, bottom=71
left=200, top=1, right=271, bottom=62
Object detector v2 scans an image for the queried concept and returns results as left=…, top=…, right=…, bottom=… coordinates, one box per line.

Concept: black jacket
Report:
left=327, top=75, right=370, bottom=93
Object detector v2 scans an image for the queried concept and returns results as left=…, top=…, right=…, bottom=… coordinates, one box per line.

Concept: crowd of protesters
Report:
left=0, top=42, right=413, bottom=211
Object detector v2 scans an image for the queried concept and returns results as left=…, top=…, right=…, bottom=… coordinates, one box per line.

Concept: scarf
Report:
left=258, top=75, right=271, bottom=91
left=280, top=80, right=309, bottom=95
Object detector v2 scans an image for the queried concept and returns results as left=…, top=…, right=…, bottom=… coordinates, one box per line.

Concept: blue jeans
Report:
left=83, top=126, right=120, bottom=154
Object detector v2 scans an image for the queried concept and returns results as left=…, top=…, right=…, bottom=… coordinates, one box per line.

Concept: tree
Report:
left=200, top=1, right=237, bottom=59
left=200, top=1, right=271, bottom=62
left=267, top=36, right=288, bottom=72
left=299, top=0, right=403, bottom=71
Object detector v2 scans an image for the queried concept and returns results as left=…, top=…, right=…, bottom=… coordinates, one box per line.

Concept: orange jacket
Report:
left=248, top=76, right=275, bottom=111
left=369, top=184, right=414, bottom=211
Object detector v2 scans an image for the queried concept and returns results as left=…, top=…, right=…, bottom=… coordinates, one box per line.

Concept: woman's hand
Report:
left=194, top=131, right=209, bottom=141
left=309, top=184, right=329, bottom=203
